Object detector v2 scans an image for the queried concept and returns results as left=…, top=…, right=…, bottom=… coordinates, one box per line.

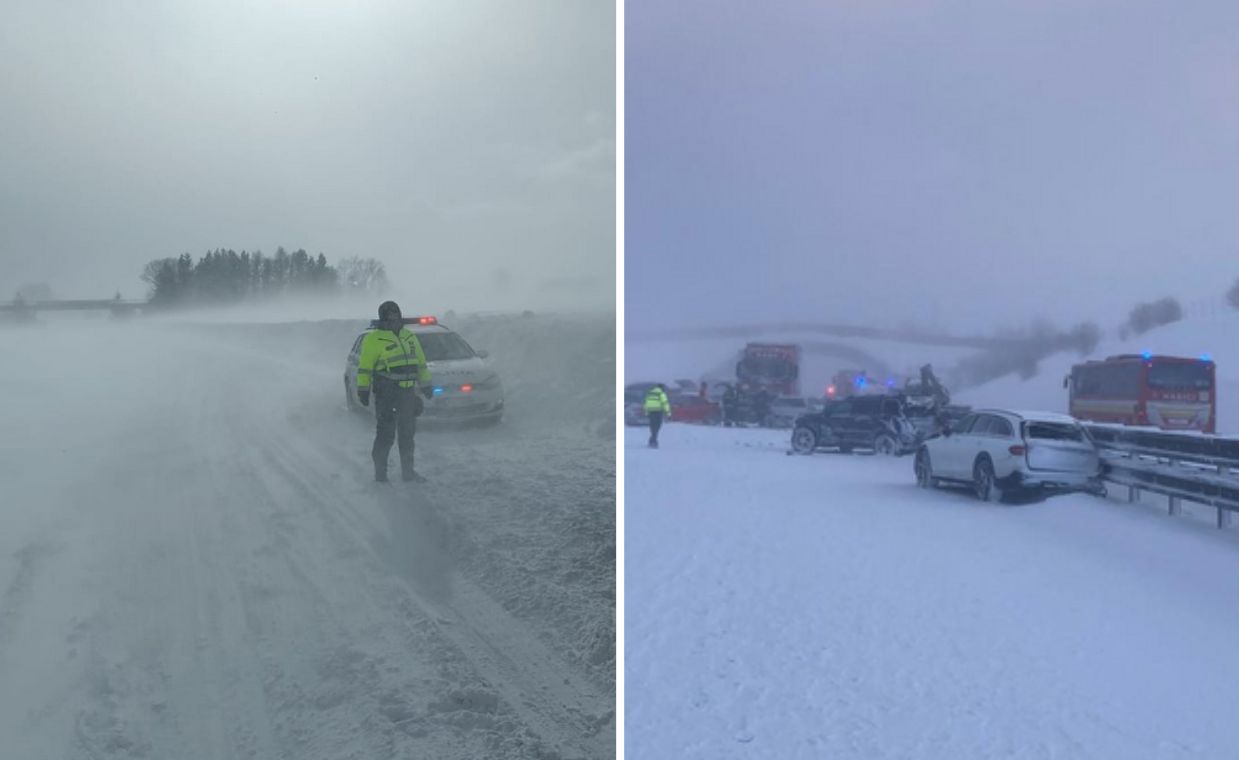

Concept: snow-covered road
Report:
left=626, top=424, right=1239, bottom=759
left=0, top=314, right=614, bottom=759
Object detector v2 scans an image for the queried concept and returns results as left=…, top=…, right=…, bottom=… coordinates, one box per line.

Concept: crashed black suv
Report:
left=790, top=394, right=922, bottom=456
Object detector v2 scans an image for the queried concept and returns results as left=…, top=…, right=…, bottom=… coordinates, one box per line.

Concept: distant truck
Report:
left=735, top=343, right=800, bottom=396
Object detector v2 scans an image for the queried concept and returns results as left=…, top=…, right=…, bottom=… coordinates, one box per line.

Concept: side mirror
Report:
left=477, top=350, right=490, bottom=359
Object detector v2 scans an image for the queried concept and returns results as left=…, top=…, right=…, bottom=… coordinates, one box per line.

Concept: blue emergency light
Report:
left=432, top=386, right=444, bottom=396
left=1141, top=350, right=1152, bottom=360
left=1201, top=353, right=1212, bottom=362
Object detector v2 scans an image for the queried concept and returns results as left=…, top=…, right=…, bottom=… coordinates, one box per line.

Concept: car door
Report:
left=817, top=399, right=852, bottom=444
left=959, top=415, right=1001, bottom=476
left=346, top=333, right=366, bottom=394
left=938, top=413, right=980, bottom=478
left=846, top=396, right=881, bottom=447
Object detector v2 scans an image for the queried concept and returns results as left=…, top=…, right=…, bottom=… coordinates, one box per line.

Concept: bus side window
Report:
left=1075, top=367, right=1100, bottom=395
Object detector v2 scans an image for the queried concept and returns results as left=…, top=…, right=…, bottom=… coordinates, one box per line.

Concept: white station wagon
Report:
left=913, top=409, right=1103, bottom=501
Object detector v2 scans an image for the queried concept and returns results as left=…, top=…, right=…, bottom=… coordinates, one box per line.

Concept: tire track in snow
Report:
left=248, top=408, right=613, bottom=759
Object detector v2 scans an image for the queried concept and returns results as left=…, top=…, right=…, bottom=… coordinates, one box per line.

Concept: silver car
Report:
left=345, top=318, right=504, bottom=424
left=765, top=396, right=809, bottom=428
left=913, top=409, right=1102, bottom=501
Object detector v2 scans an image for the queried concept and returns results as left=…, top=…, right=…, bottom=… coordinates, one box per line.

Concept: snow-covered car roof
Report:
left=403, top=323, right=451, bottom=334
left=364, top=316, right=453, bottom=334
left=974, top=408, right=1080, bottom=425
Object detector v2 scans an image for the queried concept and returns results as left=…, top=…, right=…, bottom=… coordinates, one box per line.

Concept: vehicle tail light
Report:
left=1009, top=445, right=1027, bottom=456
left=460, top=384, right=473, bottom=393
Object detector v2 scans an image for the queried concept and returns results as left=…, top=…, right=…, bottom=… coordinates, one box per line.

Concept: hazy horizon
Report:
left=0, top=0, right=615, bottom=313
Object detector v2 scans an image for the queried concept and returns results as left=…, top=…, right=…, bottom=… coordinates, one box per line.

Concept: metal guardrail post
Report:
left=1169, top=495, right=1181, bottom=516
left=1221, top=464, right=1232, bottom=529
left=1127, top=485, right=1139, bottom=503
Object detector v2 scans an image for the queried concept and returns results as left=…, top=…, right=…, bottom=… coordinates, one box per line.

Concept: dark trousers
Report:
left=373, top=384, right=420, bottom=477
left=647, top=411, right=664, bottom=444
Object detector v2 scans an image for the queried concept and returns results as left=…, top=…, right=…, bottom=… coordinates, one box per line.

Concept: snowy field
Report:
left=0, top=311, right=614, bottom=759
left=626, top=423, right=1239, bottom=759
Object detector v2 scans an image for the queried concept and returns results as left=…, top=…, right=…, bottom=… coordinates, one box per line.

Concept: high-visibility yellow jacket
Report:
left=643, top=386, right=671, bottom=415
left=357, top=328, right=432, bottom=390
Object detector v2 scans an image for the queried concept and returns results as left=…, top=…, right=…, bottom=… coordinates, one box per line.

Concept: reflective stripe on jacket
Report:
left=643, top=387, right=671, bottom=415
left=357, top=328, right=432, bottom=390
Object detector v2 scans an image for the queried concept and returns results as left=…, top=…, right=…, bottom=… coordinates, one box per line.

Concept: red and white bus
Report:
left=1065, top=353, right=1216, bottom=433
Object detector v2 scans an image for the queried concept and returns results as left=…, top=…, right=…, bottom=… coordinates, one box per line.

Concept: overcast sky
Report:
left=627, top=0, right=1239, bottom=334
left=0, top=0, right=614, bottom=312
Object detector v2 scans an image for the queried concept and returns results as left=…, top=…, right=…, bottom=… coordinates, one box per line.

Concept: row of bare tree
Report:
left=140, top=248, right=388, bottom=307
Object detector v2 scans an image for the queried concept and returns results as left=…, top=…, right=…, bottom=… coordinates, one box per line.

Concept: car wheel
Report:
left=873, top=434, right=898, bottom=456
left=973, top=457, right=1001, bottom=502
left=915, top=448, right=935, bottom=488
left=791, top=425, right=818, bottom=455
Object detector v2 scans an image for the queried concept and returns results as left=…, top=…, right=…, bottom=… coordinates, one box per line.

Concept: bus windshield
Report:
left=1148, top=362, right=1211, bottom=390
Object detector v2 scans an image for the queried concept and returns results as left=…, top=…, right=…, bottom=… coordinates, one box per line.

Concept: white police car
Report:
left=344, top=316, right=504, bottom=424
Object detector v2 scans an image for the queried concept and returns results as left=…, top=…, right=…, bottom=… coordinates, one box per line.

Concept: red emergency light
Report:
left=460, top=384, right=473, bottom=393
left=369, top=315, right=440, bottom=328
left=826, top=385, right=836, bottom=396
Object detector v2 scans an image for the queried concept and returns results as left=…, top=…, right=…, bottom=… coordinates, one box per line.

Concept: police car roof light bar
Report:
left=369, top=315, right=438, bottom=328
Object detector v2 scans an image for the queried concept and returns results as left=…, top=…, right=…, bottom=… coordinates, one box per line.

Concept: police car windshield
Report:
left=417, top=332, right=476, bottom=361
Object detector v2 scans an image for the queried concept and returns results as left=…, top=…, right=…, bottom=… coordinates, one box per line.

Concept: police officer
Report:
left=643, top=383, right=672, bottom=448
left=357, top=301, right=433, bottom=482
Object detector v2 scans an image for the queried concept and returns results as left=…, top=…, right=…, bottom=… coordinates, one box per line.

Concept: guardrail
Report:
left=0, top=299, right=145, bottom=313
left=1083, top=423, right=1239, bottom=528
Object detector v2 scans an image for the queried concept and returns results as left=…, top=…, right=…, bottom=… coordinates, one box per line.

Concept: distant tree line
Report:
left=140, top=248, right=388, bottom=307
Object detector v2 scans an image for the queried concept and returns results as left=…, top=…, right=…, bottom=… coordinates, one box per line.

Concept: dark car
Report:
left=790, top=394, right=920, bottom=456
